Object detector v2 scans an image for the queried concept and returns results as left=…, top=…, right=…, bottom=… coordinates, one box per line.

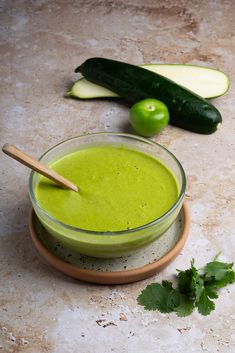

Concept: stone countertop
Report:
left=0, top=1, right=234, bottom=352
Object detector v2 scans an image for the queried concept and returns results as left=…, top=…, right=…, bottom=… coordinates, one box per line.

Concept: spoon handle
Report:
left=2, top=143, right=79, bottom=192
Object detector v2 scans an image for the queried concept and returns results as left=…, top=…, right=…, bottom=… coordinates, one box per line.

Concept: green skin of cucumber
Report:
left=76, top=58, right=222, bottom=134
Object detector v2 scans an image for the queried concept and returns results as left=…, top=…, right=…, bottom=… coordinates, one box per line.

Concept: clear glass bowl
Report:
left=29, top=132, right=186, bottom=258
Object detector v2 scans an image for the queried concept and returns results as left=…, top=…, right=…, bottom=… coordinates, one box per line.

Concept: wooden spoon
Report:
left=2, top=143, right=79, bottom=192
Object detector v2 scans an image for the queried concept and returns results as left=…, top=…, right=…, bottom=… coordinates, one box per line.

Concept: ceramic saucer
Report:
left=29, top=203, right=190, bottom=284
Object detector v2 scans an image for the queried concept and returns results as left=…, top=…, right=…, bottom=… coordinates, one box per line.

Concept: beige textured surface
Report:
left=0, top=1, right=235, bottom=352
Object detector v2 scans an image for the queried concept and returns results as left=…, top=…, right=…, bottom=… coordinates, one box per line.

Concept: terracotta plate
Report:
left=29, top=203, right=190, bottom=284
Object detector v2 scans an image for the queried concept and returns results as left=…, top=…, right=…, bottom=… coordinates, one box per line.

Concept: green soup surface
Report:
left=35, top=145, right=179, bottom=232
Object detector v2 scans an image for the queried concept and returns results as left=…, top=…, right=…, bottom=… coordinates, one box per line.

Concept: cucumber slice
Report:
left=67, top=64, right=229, bottom=100
left=67, top=78, right=118, bottom=99
left=143, top=64, right=229, bottom=99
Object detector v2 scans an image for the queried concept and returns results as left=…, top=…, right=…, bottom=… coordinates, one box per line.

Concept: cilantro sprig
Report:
left=137, top=257, right=235, bottom=316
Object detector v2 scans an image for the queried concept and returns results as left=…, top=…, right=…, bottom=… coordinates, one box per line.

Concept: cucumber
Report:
left=142, top=64, right=229, bottom=99
left=68, top=64, right=229, bottom=99
left=75, top=58, right=222, bottom=134
left=67, top=78, right=118, bottom=99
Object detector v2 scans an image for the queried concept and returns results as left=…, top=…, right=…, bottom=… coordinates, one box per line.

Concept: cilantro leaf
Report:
left=138, top=281, right=195, bottom=317
left=137, top=281, right=180, bottom=313
left=204, top=261, right=234, bottom=280
left=203, top=261, right=235, bottom=288
left=196, top=289, right=215, bottom=315
left=205, top=271, right=235, bottom=289
left=177, top=260, right=204, bottom=301
left=177, top=268, right=193, bottom=294
left=175, top=295, right=195, bottom=317
left=162, top=280, right=173, bottom=289
left=137, top=256, right=234, bottom=317
left=204, top=285, right=218, bottom=299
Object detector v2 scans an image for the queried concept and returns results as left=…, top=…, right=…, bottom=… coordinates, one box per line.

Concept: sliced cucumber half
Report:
left=67, top=64, right=229, bottom=100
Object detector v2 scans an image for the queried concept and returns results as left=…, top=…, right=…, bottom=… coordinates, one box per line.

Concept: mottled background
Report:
left=0, top=1, right=235, bottom=352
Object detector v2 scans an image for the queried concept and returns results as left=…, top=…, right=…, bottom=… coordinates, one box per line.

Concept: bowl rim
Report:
left=29, top=132, right=186, bottom=236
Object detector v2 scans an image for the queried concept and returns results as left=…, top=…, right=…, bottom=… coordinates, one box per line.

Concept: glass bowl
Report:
left=29, top=132, right=186, bottom=258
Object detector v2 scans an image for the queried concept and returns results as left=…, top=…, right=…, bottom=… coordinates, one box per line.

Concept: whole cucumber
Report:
left=76, top=58, right=222, bottom=134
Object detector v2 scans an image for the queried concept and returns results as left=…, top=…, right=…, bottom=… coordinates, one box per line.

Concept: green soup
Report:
left=35, top=145, right=179, bottom=232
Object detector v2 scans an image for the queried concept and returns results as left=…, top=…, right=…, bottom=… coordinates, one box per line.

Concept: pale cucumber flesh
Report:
left=68, top=64, right=229, bottom=99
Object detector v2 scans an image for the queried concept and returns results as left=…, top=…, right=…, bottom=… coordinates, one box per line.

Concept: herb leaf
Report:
left=137, top=281, right=180, bottom=313
left=196, top=289, right=215, bottom=315
left=204, top=261, right=233, bottom=279
left=177, top=260, right=204, bottom=301
left=175, top=295, right=194, bottom=317
left=204, top=285, right=218, bottom=299
left=204, top=261, right=235, bottom=288
left=137, top=256, right=234, bottom=317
